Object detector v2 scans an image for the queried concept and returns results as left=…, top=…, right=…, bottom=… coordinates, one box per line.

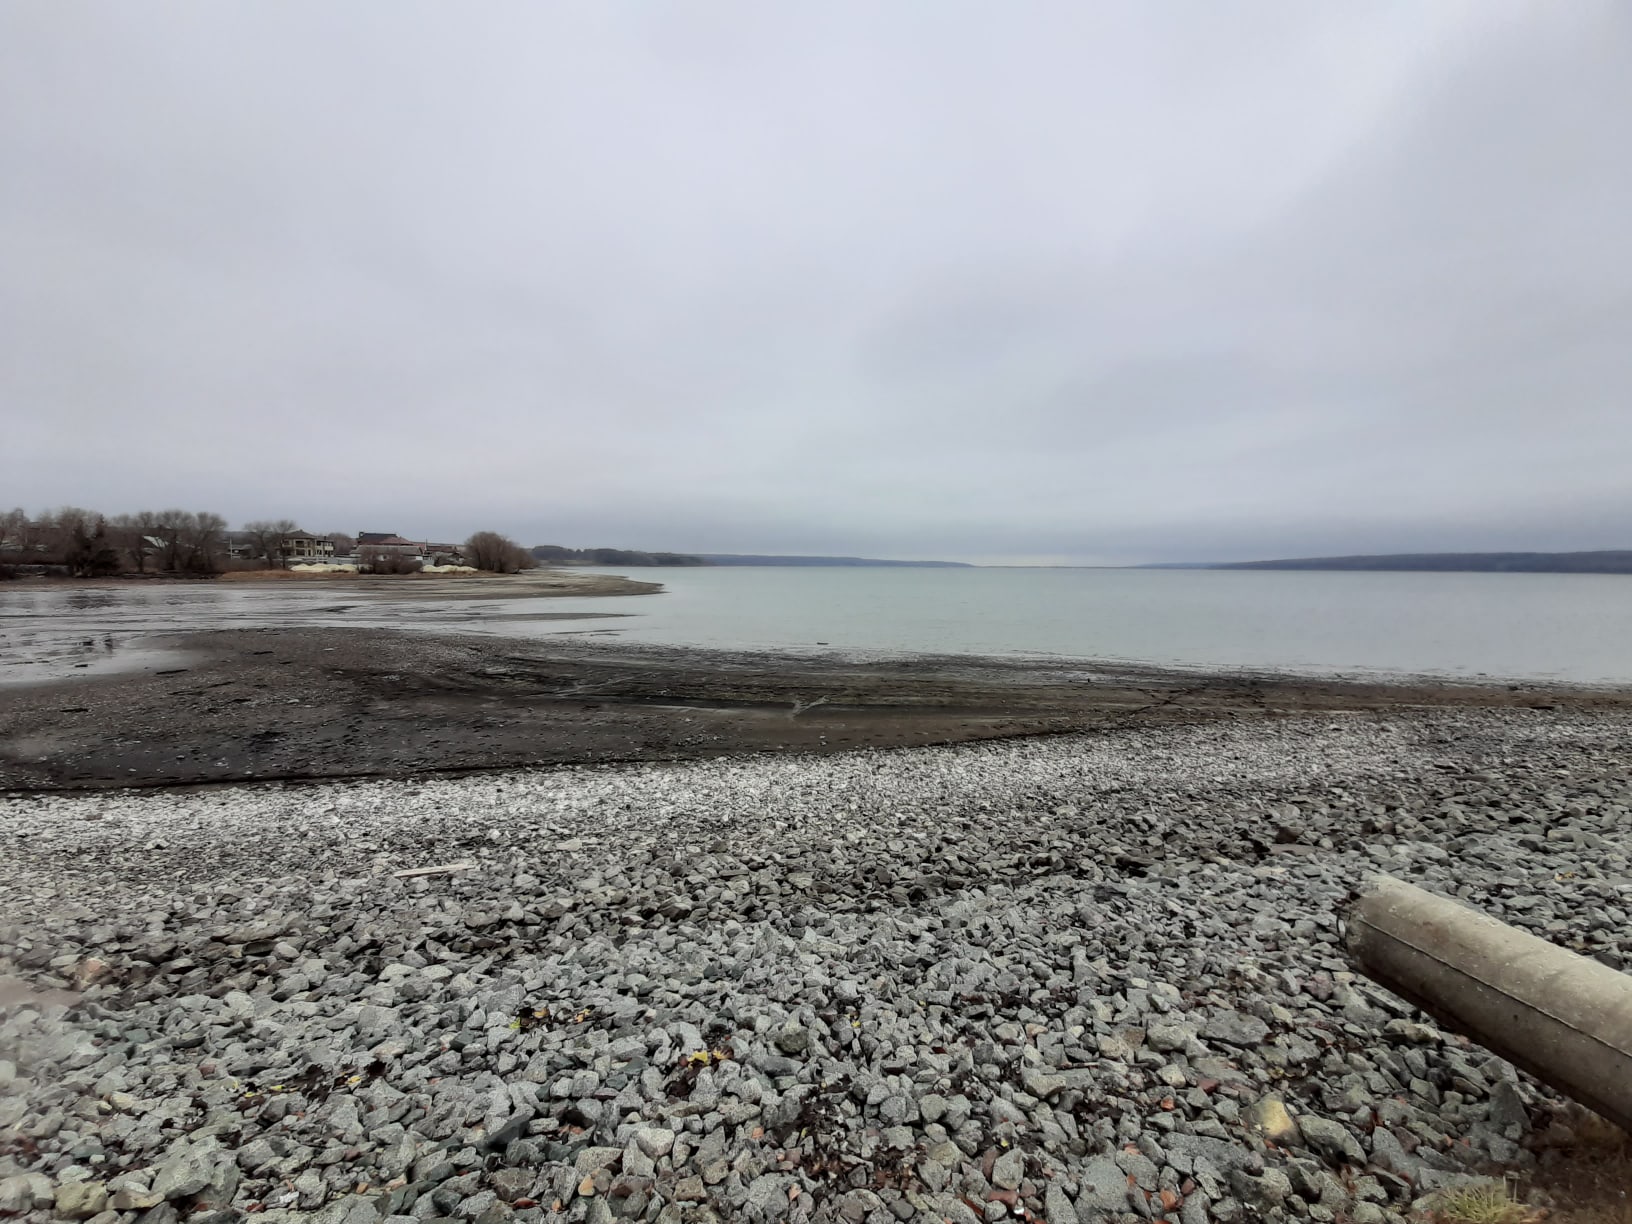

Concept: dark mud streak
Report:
left=2, top=625, right=1626, bottom=793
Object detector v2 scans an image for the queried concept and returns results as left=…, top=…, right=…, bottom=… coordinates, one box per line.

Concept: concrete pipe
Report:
left=1344, top=875, right=1632, bottom=1133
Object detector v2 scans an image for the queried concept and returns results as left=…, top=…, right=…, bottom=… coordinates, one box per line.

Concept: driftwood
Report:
left=391, top=861, right=474, bottom=879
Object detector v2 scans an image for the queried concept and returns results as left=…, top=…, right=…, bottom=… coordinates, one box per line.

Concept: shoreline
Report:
left=2, top=704, right=1627, bottom=1220
left=3, top=623, right=1629, bottom=793
left=5, top=567, right=664, bottom=599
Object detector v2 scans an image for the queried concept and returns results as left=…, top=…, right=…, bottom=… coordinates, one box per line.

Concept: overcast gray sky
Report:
left=3, top=2, right=1628, bottom=564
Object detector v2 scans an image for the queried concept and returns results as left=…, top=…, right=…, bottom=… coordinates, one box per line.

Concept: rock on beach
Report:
left=3, top=705, right=1629, bottom=1222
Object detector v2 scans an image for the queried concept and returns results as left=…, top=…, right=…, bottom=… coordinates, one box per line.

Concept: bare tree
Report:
left=43, top=506, right=102, bottom=563
left=64, top=516, right=120, bottom=577
left=357, top=546, right=422, bottom=574
left=0, top=507, right=28, bottom=577
left=184, top=511, right=227, bottom=573
left=327, top=532, right=356, bottom=556
left=150, top=509, right=194, bottom=571
left=145, top=509, right=225, bottom=573
left=243, top=518, right=299, bottom=568
left=465, top=531, right=537, bottom=574
left=109, top=511, right=160, bottom=572
left=0, top=507, right=27, bottom=552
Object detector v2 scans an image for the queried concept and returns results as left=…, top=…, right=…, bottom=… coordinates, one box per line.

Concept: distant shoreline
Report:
left=1205, top=550, right=1632, bottom=575
left=5, top=568, right=663, bottom=599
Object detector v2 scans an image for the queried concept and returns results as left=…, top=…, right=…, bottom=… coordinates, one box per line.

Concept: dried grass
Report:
left=1427, top=1180, right=1533, bottom=1224
left=1526, top=1112, right=1632, bottom=1224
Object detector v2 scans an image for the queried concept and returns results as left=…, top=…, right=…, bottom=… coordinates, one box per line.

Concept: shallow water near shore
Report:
left=3, top=565, right=1631, bottom=685
left=0, top=580, right=627, bottom=683
left=543, top=566, right=1632, bottom=684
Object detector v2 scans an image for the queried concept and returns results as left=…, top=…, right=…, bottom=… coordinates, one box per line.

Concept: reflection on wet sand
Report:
left=0, top=581, right=636, bottom=685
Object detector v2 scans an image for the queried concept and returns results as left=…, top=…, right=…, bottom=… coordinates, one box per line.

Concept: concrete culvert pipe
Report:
left=1345, top=875, right=1632, bottom=1133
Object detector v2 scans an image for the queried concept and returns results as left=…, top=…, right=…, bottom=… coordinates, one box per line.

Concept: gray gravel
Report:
left=4, top=707, right=1631, bottom=1223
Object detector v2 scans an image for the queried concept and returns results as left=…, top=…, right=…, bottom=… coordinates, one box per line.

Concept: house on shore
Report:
left=279, top=530, right=334, bottom=561
left=223, top=531, right=257, bottom=560
left=355, top=533, right=464, bottom=565
left=356, top=532, right=421, bottom=557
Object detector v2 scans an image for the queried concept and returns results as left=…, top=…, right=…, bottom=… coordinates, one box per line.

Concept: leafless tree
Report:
left=243, top=518, right=299, bottom=568
left=357, top=546, right=422, bottom=574
left=184, top=512, right=227, bottom=572
left=0, top=507, right=27, bottom=552
left=63, top=516, right=119, bottom=577
left=150, top=509, right=193, bottom=571
left=327, top=532, right=356, bottom=556
left=109, top=511, right=160, bottom=572
left=465, top=531, right=537, bottom=574
left=42, top=506, right=101, bottom=562
left=0, top=507, right=28, bottom=576
left=146, top=509, right=225, bottom=573
left=47, top=505, right=100, bottom=532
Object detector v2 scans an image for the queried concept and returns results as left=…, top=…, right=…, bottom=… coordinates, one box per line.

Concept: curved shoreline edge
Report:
left=3, top=623, right=1629, bottom=794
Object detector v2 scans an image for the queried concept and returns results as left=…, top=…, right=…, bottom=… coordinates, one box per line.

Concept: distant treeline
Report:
left=698, top=554, right=972, bottom=567
left=530, top=545, right=708, bottom=567
left=1218, top=551, right=1632, bottom=574
left=529, top=545, right=974, bottom=568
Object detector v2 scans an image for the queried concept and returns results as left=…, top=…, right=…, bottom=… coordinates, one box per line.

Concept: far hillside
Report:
left=699, top=554, right=972, bottom=567
left=531, top=545, right=708, bottom=567
left=530, top=546, right=973, bottom=567
left=1214, top=551, right=1632, bottom=574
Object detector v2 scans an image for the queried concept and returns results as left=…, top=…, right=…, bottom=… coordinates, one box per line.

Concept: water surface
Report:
left=545, top=566, right=1632, bottom=684
left=3, top=567, right=1630, bottom=685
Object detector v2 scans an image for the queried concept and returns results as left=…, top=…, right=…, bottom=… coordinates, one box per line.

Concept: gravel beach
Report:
left=5, top=704, right=1631, bottom=1222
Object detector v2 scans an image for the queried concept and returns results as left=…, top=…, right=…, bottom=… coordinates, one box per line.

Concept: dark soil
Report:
left=3, top=627, right=1627, bottom=792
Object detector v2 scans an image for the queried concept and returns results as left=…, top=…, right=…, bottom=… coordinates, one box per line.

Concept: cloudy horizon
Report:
left=3, top=2, right=1628, bottom=565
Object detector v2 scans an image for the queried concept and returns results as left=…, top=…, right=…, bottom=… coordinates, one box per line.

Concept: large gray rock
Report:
left=1077, top=1157, right=1132, bottom=1213
left=992, top=1149, right=1024, bottom=1191
left=1146, top=1022, right=1198, bottom=1053
left=308, top=1195, right=385, bottom=1224
left=0, top=1174, right=54, bottom=1214
left=152, top=1144, right=216, bottom=1200
left=54, top=1180, right=108, bottom=1220
left=1242, top=1095, right=1301, bottom=1145
left=743, top=1172, right=794, bottom=1218
left=574, top=1146, right=624, bottom=1176
left=1298, top=1116, right=1368, bottom=1167
left=1203, top=1010, right=1270, bottom=1047
left=636, top=1127, right=677, bottom=1159
left=1488, top=1080, right=1530, bottom=1136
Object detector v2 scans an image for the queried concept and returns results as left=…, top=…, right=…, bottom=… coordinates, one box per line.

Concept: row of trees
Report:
left=2, top=509, right=542, bottom=578
left=1, top=507, right=230, bottom=576
left=238, top=519, right=355, bottom=568
left=465, top=531, right=537, bottom=574
left=530, top=544, right=706, bottom=566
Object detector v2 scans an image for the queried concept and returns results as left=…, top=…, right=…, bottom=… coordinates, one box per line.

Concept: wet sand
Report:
left=4, top=624, right=1626, bottom=792
left=0, top=569, right=655, bottom=685
left=212, top=567, right=662, bottom=598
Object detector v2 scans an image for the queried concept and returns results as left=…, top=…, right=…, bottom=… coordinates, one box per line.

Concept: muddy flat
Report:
left=4, top=624, right=1626, bottom=792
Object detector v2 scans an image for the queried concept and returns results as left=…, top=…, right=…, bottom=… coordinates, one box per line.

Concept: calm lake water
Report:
left=549, top=566, right=1632, bottom=684
left=3, top=567, right=1631, bottom=685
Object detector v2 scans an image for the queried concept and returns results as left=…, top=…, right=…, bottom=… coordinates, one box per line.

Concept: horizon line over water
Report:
left=4, top=566, right=1630, bottom=687
left=545, top=565, right=1632, bottom=685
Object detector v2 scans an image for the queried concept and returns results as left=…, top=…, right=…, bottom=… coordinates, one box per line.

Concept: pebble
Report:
left=3, top=707, right=1627, bottom=1223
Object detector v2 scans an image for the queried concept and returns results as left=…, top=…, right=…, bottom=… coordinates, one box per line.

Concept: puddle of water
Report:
left=0, top=583, right=626, bottom=686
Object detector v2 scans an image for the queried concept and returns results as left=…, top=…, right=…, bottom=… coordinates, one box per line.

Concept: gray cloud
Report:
left=2, top=1, right=1627, bottom=562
